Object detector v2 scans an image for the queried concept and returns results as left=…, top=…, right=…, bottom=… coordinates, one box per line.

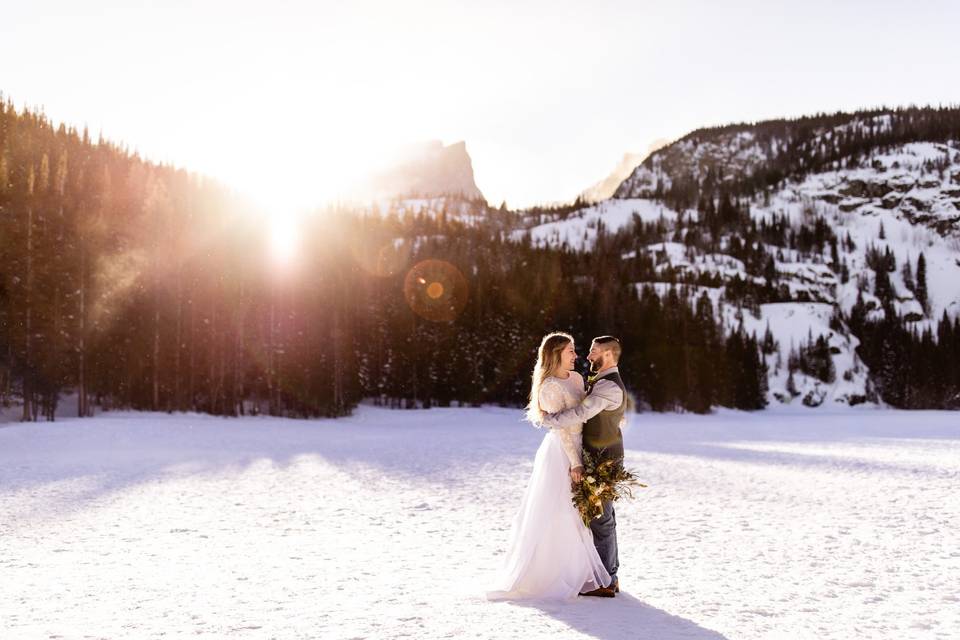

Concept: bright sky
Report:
left=3, top=0, right=960, bottom=210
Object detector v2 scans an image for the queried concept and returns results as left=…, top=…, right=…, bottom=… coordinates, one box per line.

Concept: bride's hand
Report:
left=570, top=466, right=584, bottom=483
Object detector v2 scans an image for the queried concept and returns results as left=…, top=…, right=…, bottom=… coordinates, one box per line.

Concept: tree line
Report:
left=0, top=100, right=773, bottom=419
left=2, top=100, right=957, bottom=419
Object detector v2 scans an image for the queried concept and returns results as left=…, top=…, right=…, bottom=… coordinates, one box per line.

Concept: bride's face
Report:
left=559, top=341, right=577, bottom=372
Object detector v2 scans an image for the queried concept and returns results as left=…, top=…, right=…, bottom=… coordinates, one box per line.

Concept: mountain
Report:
left=355, top=140, right=485, bottom=203
left=580, top=152, right=645, bottom=204
left=518, top=107, right=960, bottom=409
left=580, top=139, right=670, bottom=203
left=2, top=97, right=957, bottom=418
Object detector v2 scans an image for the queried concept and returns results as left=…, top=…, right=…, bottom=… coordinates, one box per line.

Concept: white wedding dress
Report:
left=486, top=372, right=611, bottom=600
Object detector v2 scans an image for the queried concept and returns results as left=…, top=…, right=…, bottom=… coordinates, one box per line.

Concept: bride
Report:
left=486, top=331, right=611, bottom=600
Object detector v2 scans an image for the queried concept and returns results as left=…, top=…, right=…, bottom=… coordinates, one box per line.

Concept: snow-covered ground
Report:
left=2, top=406, right=958, bottom=639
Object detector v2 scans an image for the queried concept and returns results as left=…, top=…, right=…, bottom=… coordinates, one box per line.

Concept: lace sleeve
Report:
left=538, top=380, right=565, bottom=414
left=570, top=371, right=586, bottom=401
left=555, top=429, right=583, bottom=468
left=539, top=380, right=582, bottom=468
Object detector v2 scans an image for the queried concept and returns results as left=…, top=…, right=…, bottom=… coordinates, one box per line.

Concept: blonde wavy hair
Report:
left=525, top=331, right=574, bottom=425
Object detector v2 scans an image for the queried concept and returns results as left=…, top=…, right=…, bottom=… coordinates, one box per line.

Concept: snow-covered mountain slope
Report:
left=519, top=205, right=875, bottom=406
left=615, top=128, right=773, bottom=199
left=511, top=198, right=677, bottom=249
left=516, top=111, right=960, bottom=408
left=743, top=141, right=960, bottom=331
left=801, top=142, right=960, bottom=236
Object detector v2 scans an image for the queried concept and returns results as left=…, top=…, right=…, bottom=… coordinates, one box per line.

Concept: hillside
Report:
left=518, top=107, right=960, bottom=408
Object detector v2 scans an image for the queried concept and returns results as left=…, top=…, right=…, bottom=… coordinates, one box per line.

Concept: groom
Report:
left=541, top=335, right=626, bottom=598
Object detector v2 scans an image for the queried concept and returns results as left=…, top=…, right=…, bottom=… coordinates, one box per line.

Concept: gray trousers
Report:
left=591, top=498, right=618, bottom=586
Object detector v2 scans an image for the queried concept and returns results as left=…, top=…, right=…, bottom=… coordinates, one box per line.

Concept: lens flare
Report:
left=403, top=259, right=469, bottom=322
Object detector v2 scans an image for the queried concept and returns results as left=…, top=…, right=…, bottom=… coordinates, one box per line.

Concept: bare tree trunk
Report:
left=207, top=308, right=220, bottom=415
left=51, top=283, right=61, bottom=421
left=216, top=306, right=226, bottom=415
left=174, top=267, right=182, bottom=411
left=274, top=293, right=282, bottom=415
left=50, top=157, right=65, bottom=422
left=22, top=199, right=34, bottom=422
left=151, top=242, right=160, bottom=411
left=233, top=283, right=244, bottom=416
left=410, top=314, right=418, bottom=409
left=153, top=305, right=160, bottom=411
left=267, top=281, right=276, bottom=415
left=333, top=306, right=343, bottom=416
left=78, top=244, right=87, bottom=417
left=0, top=341, right=9, bottom=407
left=209, top=305, right=219, bottom=414
left=188, top=297, right=195, bottom=411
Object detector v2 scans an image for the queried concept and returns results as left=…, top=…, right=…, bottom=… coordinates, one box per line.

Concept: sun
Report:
left=242, top=175, right=312, bottom=271
left=268, top=211, right=300, bottom=267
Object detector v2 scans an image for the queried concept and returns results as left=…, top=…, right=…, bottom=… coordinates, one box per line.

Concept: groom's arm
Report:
left=540, top=380, right=623, bottom=430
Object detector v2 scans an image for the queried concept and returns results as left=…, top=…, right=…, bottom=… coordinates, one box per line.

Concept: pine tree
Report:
left=786, top=370, right=799, bottom=397
left=761, top=322, right=777, bottom=355
left=902, top=254, right=915, bottom=292
left=916, top=252, right=928, bottom=314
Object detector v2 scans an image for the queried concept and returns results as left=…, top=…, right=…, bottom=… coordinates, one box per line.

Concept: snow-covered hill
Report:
left=754, top=143, right=960, bottom=324
left=511, top=198, right=677, bottom=249
left=615, top=128, right=773, bottom=200
left=517, top=111, right=960, bottom=408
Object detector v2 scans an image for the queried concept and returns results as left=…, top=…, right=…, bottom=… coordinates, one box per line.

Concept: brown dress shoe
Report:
left=579, top=585, right=615, bottom=598
left=610, top=577, right=619, bottom=593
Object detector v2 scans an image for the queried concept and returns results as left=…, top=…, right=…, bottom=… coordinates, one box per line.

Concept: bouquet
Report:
left=572, top=447, right=647, bottom=528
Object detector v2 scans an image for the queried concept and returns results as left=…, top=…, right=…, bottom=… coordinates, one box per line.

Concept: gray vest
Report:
left=583, top=371, right=626, bottom=462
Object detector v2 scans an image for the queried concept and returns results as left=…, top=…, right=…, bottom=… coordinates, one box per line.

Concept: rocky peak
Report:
left=358, top=140, right=485, bottom=202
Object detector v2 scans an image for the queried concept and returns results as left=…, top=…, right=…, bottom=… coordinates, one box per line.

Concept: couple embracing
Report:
left=488, top=333, right=627, bottom=600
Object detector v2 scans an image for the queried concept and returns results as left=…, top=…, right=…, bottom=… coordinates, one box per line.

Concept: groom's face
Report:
left=587, top=343, right=606, bottom=371
left=587, top=344, right=601, bottom=373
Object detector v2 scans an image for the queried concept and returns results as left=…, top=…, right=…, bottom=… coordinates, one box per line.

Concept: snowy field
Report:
left=2, top=406, right=959, bottom=640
